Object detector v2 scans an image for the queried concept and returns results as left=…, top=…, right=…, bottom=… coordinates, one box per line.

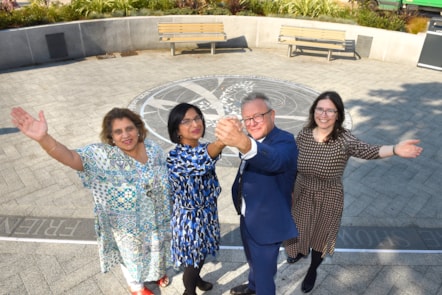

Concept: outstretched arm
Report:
left=379, top=139, right=423, bottom=159
left=11, top=107, right=84, bottom=171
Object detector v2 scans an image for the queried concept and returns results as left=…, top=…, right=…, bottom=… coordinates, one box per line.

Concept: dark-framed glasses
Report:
left=315, top=107, right=337, bottom=116
left=180, top=115, right=203, bottom=126
left=242, top=109, right=273, bottom=125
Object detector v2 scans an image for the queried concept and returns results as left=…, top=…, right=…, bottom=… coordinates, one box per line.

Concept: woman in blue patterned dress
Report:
left=10, top=107, right=172, bottom=295
left=167, top=103, right=226, bottom=295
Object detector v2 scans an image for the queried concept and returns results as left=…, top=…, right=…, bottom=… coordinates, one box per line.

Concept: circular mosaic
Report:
left=129, top=75, right=352, bottom=167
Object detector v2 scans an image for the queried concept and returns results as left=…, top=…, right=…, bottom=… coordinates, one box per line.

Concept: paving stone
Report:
left=1, top=48, right=441, bottom=295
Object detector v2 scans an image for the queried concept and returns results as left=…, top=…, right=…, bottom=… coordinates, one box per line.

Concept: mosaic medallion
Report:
left=129, top=75, right=352, bottom=166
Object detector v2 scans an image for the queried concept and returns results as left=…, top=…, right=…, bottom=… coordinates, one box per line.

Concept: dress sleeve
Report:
left=343, top=131, right=381, bottom=160
left=75, top=144, right=108, bottom=188
left=168, top=143, right=218, bottom=177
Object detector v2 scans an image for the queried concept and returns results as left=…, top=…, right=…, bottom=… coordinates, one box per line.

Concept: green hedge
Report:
left=0, top=0, right=408, bottom=31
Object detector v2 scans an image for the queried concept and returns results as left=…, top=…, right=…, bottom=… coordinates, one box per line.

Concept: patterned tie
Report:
left=235, top=160, right=246, bottom=215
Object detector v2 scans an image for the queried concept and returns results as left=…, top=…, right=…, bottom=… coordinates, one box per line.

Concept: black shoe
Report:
left=287, top=253, right=306, bottom=264
left=301, top=268, right=317, bottom=293
left=197, top=279, right=213, bottom=291
left=230, top=284, right=256, bottom=295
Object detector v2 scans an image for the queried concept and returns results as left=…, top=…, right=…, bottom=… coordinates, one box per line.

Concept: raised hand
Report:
left=215, top=117, right=252, bottom=154
left=215, top=117, right=242, bottom=146
left=11, top=107, right=48, bottom=141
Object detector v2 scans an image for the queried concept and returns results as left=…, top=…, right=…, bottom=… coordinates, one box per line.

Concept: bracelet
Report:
left=392, top=145, right=397, bottom=156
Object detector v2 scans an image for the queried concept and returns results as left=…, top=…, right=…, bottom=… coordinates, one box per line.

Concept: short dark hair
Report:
left=306, top=91, right=346, bottom=142
left=100, top=108, right=147, bottom=145
left=167, top=103, right=206, bottom=144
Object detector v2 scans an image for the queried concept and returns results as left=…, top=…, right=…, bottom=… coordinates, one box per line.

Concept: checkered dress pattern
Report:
left=285, top=128, right=380, bottom=258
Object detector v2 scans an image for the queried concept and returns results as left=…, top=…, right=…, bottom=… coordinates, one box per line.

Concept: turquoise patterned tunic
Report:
left=76, top=139, right=172, bottom=283
left=167, top=143, right=221, bottom=268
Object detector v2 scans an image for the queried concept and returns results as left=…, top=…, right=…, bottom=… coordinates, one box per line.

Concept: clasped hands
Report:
left=215, top=116, right=251, bottom=154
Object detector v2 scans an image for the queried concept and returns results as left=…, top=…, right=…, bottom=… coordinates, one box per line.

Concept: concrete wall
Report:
left=0, top=15, right=426, bottom=70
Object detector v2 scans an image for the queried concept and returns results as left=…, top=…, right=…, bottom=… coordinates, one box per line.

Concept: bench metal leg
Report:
left=287, top=45, right=292, bottom=57
left=327, top=50, right=332, bottom=61
left=211, top=42, right=216, bottom=55
left=170, top=43, right=175, bottom=56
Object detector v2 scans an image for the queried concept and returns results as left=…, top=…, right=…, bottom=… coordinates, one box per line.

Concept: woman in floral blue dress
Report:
left=10, top=107, right=172, bottom=295
left=167, top=103, right=226, bottom=295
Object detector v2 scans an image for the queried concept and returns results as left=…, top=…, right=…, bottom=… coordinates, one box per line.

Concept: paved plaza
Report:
left=0, top=47, right=441, bottom=294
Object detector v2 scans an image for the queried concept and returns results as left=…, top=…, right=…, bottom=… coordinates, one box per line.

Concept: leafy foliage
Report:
left=277, top=0, right=342, bottom=17
left=357, top=8, right=406, bottom=31
left=0, top=0, right=426, bottom=32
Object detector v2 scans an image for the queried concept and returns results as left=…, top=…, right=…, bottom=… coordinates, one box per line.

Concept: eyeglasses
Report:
left=242, top=109, right=273, bottom=125
left=180, top=115, right=202, bottom=126
left=112, top=125, right=137, bottom=136
left=315, top=107, right=337, bottom=116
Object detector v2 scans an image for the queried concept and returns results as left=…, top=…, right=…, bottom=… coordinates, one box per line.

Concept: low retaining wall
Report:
left=0, top=15, right=426, bottom=70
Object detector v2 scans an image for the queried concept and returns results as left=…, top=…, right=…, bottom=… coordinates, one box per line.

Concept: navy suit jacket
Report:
left=232, top=126, right=299, bottom=244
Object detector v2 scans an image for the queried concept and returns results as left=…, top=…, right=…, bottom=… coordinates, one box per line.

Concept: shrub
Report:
left=202, top=6, right=231, bottom=14
left=108, top=0, right=139, bottom=15
left=357, top=8, right=406, bottom=31
left=1, top=0, right=19, bottom=12
left=405, top=15, right=428, bottom=34
left=277, top=0, right=342, bottom=18
left=135, top=0, right=175, bottom=10
left=164, top=6, right=194, bottom=14
left=0, top=0, right=419, bottom=32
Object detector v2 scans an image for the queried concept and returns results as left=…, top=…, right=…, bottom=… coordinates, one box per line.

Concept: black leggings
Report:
left=310, top=249, right=323, bottom=270
left=182, top=258, right=205, bottom=295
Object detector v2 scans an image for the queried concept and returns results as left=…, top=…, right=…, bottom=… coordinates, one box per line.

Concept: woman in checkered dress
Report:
left=284, top=91, right=423, bottom=293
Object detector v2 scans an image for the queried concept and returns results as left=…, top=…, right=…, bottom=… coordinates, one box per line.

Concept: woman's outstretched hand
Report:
left=11, top=107, right=84, bottom=171
left=395, top=139, right=423, bottom=158
left=11, top=107, right=48, bottom=142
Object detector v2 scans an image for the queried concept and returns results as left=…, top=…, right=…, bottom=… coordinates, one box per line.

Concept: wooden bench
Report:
left=158, top=22, right=227, bottom=56
left=278, top=25, right=349, bottom=61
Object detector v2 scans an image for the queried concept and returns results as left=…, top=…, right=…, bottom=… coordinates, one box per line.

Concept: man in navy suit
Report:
left=215, top=92, right=299, bottom=295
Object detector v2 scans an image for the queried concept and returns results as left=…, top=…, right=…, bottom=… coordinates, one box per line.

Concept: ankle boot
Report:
left=197, top=278, right=213, bottom=291
left=301, top=267, right=317, bottom=293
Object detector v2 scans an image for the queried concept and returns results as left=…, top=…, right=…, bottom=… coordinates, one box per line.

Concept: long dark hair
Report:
left=306, top=91, right=345, bottom=142
left=100, top=108, right=147, bottom=145
left=167, top=103, right=206, bottom=144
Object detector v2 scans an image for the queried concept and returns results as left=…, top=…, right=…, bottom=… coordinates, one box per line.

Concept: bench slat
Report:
left=160, top=36, right=227, bottom=42
left=278, top=25, right=350, bottom=61
left=279, top=26, right=345, bottom=42
left=279, top=40, right=345, bottom=50
left=158, top=22, right=226, bottom=56
left=158, top=23, right=225, bottom=34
